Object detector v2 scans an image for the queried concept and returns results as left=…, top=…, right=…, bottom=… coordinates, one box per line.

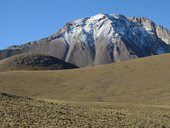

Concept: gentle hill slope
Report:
left=1, top=54, right=170, bottom=105
left=0, top=53, right=78, bottom=72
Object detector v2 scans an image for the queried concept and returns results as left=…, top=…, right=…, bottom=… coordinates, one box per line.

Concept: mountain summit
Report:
left=1, top=13, right=170, bottom=67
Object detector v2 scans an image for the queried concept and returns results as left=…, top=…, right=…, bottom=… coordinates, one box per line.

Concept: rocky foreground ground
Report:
left=0, top=93, right=170, bottom=128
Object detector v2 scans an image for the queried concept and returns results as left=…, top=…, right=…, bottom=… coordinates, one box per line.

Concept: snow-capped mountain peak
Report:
left=1, top=13, right=170, bottom=67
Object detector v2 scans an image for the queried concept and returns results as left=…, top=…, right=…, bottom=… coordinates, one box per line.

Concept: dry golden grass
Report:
left=1, top=54, right=170, bottom=127
left=1, top=54, right=170, bottom=105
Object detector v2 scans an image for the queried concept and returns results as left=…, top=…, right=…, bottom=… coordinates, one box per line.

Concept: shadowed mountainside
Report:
left=0, top=53, right=78, bottom=72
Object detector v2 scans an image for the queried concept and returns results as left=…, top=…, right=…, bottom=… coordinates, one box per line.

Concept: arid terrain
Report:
left=1, top=54, right=170, bottom=104
left=1, top=54, right=170, bottom=127
left=1, top=93, right=170, bottom=128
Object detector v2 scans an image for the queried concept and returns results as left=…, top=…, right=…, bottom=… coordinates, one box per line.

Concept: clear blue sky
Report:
left=0, top=0, right=170, bottom=49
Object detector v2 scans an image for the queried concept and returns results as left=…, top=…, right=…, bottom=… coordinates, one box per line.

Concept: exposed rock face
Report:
left=0, top=49, right=28, bottom=60
left=129, top=17, right=170, bottom=44
left=1, top=13, right=170, bottom=67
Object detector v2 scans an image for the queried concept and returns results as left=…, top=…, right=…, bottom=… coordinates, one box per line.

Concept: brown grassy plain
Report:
left=1, top=54, right=170, bottom=127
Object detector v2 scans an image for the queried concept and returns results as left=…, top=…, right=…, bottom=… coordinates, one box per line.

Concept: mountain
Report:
left=1, top=13, right=170, bottom=67
left=0, top=53, right=78, bottom=72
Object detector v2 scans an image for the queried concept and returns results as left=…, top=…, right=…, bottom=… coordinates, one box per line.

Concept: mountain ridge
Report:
left=1, top=13, right=170, bottom=67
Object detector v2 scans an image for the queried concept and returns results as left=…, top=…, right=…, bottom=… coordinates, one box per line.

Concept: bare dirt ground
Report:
left=1, top=93, right=170, bottom=128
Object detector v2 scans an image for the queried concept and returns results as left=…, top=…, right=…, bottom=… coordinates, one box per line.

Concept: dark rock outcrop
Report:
left=0, top=53, right=78, bottom=71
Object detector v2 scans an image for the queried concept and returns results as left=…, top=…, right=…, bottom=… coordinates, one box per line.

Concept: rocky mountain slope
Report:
left=1, top=13, right=170, bottom=67
left=0, top=53, right=78, bottom=72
